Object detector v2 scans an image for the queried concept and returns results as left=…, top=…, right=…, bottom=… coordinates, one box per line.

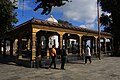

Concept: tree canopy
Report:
left=58, top=19, right=72, bottom=26
left=34, top=0, right=71, bottom=15
left=98, top=0, right=120, bottom=36
left=100, top=13, right=112, bottom=33
left=99, top=0, right=120, bottom=34
left=0, top=0, right=18, bottom=37
left=99, top=0, right=120, bottom=55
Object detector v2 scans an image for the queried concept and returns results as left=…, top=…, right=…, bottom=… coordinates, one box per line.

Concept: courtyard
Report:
left=0, top=56, right=120, bottom=80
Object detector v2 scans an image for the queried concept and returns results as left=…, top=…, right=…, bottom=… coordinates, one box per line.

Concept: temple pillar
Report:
left=13, top=39, right=18, bottom=56
left=94, top=37, right=98, bottom=57
left=90, top=39, right=94, bottom=55
left=65, top=36, right=67, bottom=49
left=59, top=35, right=63, bottom=50
left=0, top=40, right=2, bottom=54
left=110, top=38, right=113, bottom=51
left=78, top=35, right=82, bottom=56
left=3, top=39, right=6, bottom=57
left=31, top=32, right=36, bottom=61
left=104, top=38, right=107, bottom=54
left=30, top=32, right=37, bottom=68
left=110, top=38, right=113, bottom=56
left=58, top=32, right=64, bottom=50
left=66, top=34, right=69, bottom=55
left=18, top=37, right=22, bottom=59
left=46, top=35, right=49, bottom=59
left=10, top=39, right=14, bottom=56
left=82, top=39, right=84, bottom=55
left=83, top=39, right=86, bottom=53
left=27, top=39, right=31, bottom=50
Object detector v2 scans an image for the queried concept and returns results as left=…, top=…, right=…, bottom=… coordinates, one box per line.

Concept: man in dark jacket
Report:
left=61, top=46, right=67, bottom=70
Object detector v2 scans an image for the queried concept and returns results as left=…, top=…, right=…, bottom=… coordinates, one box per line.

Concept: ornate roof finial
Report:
left=46, top=10, right=58, bottom=23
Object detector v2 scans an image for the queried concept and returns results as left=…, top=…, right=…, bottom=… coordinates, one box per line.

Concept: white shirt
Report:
left=85, top=47, right=91, bottom=56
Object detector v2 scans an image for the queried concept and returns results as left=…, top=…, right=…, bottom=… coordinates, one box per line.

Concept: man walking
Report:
left=85, top=45, right=92, bottom=64
left=49, top=45, right=57, bottom=69
left=61, top=46, right=67, bottom=70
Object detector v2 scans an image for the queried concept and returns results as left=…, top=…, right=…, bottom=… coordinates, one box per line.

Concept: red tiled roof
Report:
left=3, top=18, right=112, bottom=37
left=31, top=18, right=112, bottom=36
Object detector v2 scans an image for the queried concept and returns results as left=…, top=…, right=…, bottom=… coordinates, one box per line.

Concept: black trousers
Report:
left=61, top=57, right=66, bottom=69
left=85, top=56, right=91, bottom=64
left=49, top=56, right=56, bottom=68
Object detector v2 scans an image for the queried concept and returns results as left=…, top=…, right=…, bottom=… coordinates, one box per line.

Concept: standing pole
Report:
left=97, top=0, right=101, bottom=60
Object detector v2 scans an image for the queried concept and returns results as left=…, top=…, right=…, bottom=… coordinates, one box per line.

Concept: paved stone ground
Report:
left=0, top=56, right=120, bottom=80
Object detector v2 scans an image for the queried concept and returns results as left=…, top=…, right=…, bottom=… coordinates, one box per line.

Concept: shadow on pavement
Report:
left=0, top=55, right=31, bottom=68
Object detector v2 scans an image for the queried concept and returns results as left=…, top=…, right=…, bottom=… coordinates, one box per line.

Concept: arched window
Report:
left=41, top=36, right=46, bottom=49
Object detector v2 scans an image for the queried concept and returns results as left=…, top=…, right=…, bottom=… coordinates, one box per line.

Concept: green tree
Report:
left=0, top=0, right=18, bottom=37
left=100, top=13, right=112, bottom=33
left=58, top=19, right=72, bottom=26
left=98, top=0, right=120, bottom=55
left=34, top=0, right=71, bottom=15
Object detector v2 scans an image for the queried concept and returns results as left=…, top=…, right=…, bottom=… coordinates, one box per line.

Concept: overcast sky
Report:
left=15, top=0, right=102, bottom=30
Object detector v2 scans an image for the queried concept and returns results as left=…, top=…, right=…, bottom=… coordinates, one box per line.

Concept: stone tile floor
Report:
left=0, top=56, right=120, bottom=80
